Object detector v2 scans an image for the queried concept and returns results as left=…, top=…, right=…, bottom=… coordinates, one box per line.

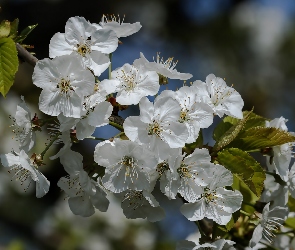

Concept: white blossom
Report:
left=0, top=150, right=49, bottom=198
left=133, top=52, right=192, bottom=80
left=10, top=96, right=36, bottom=151
left=57, top=99, right=113, bottom=140
left=49, top=16, right=118, bottom=76
left=33, top=54, right=96, bottom=118
left=192, top=74, right=244, bottom=119
left=124, top=96, right=189, bottom=151
left=96, top=14, right=142, bottom=38
left=265, top=117, right=294, bottom=182
left=158, top=88, right=213, bottom=143
left=102, top=63, right=160, bottom=105
left=94, top=139, right=157, bottom=193
left=180, top=165, right=243, bottom=225
left=57, top=149, right=109, bottom=217
left=249, top=203, right=288, bottom=248
left=169, top=148, right=216, bottom=202
left=176, top=239, right=236, bottom=250
left=116, top=189, right=165, bottom=222
left=260, top=174, right=288, bottom=208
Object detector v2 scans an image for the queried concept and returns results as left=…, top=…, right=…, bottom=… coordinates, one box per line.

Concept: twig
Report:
left=16, top=43, right=38, bottom=67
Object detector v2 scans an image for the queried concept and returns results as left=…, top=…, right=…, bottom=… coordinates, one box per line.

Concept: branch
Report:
left=16, top=43, right=38, bottom=67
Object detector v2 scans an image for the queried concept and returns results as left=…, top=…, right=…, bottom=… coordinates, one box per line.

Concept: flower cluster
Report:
left=1, top=14, right=295, bottom=250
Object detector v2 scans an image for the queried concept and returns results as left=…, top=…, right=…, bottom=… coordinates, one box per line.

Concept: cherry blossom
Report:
left=192, top=74, right=244, bottom=119
left=0, top=150, right=49, bottom=198
left=49, top=16, right=118, bottom=76
left=124, top=96, right=189, bottom=151
left=33, top=54, right=96, bottom=118
left=180, top=165, right=243, bottom=225
left=94, top=139, right=157, bottom=193
left=133, top=52, right=192, bottom=81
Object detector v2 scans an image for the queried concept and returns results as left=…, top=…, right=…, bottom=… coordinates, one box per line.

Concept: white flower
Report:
left=192, top=74, right=244, bottom=119
left=97, top=14, right=142, bottom=38
left=249, top=203, right=288, bottom=247
left=33, top=54, right=96, bottom=118
left=124, top=96, right=189, bottom=150
left=158, top=88, right=214, bottom=143
left=103, top=63, right=160, bottom=105
left=170, top=148, right=216, bottom=202
left=265, top=117, right=294, bottom=182
left=57, top=99, right=113, bottom=140
left=176, top=239, right=236, bottom=250
left=180, top=165, right=243, bottom=225
left=57, top=149, right=109, bottom=217
left=133, top=52, right=193, bottom=80
left=260, top=174, right=288, bottom=208
left=116, top=189, right=165, bottom=222
left=0, top=150, right=49, bottom=198
left=49, top=16, right=118, bottom=76
left=10, top=96, right=36, bottom=151
left=94, top=139, right=157, bottom=193
left=149, top=147, right=182, bottom=197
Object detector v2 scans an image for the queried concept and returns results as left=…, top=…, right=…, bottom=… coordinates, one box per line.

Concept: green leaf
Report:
left=213, top=110, right=267, bottom=142
left=285, top=217, right=295, bottom=230
left=217, top=148, right=265, bottom=198
left=228, top=127, right=295, bottom=151
left=213, top=109, right=253, bottom=152
left=14, top=24, right=37, bottom=43
left=288, top=195, right=295, bottom=212
left=0, top=37, right=19, bottom=97
left=0, top=20, right=10, bottom=38
left=9, top=19, right=19, bottom=39
left=232, top=175, right=258, bottom=213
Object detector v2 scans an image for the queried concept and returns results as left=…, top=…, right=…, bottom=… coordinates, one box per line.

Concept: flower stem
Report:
left=195, top=221, right=207, bottom=238
left=240, top=210, right=252, bottom=217
left=109, top=53, right=113, bottom=79
left=109, top=121, right=124, bottom=132
left=40, top=132, right=60, bottom=158
left=242, top=201, right=256, bottom=207
left=85, top=136, right=106, bottom=141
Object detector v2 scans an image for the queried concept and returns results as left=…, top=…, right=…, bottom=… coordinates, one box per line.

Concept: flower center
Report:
left=119, top=69, right=137, bottom=91
left=62, top=175, right=84, bottom=196
left=177, top=163, right=193, bottom=179
left=179, top=108, right=190, bottom=123
left=76, top=42, right=91, bottom=57
left=57, top=78, right=74, bottom=95
left=120, top=156, right=139, bottom=181
left=202, top=188, right=217, bottom=204
left=122, top=190, right=144, bottom=210
left=148, top=120, right=162, bottom=137
left=210, top=80, right=233, bottom=106
left=156, top=161, right=169, bottom=176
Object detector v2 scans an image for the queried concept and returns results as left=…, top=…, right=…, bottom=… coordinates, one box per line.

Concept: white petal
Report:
left=49, top=32, right=73, bottom=58
left=0, top=153, right=20, bottom=167
left=87, top=101, right=113, bottom=127
left=68, top=195, right=95, bottom=217
left=180, top=200, right=206, bottom=221
left=35, top=170, right=50, bottom=198
left=65, top=16, right=92, bottom=45
left=88, top=51, right=110, bottom=76
left=91, top=29, right=118, bottom=53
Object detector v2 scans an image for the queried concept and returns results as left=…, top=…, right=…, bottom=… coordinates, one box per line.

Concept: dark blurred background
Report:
left=1, top=0, right=295, bottom=249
